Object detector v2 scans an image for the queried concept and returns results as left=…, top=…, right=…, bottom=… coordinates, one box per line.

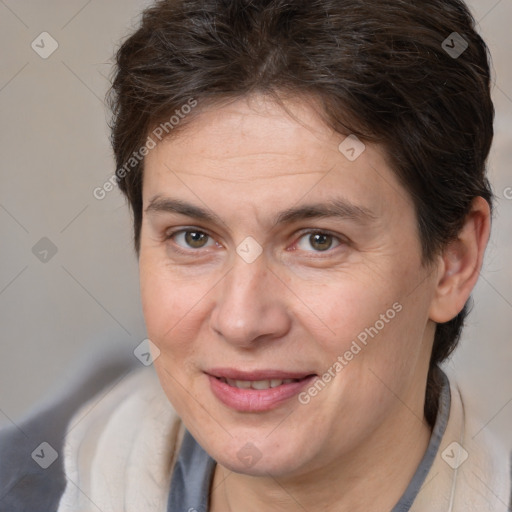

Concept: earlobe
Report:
left=429, top=197, right=491, bottom=323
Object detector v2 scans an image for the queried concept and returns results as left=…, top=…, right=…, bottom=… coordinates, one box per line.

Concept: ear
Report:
left=429, top=196, right=491, bottom=323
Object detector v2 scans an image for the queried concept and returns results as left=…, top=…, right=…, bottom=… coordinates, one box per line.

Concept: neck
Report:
left=209, top=407, right=432, bottom=512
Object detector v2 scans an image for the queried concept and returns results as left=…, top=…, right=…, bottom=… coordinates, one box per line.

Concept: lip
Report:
left=206, top=368, right=317, bottom=412
left=207, top=368, right=314, bottom=381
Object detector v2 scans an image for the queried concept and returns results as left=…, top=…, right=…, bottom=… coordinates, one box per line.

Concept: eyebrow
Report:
left=146, top=197, right=223, bottom=224
left=274, top=200, right=376, bottom=226
left=145, top=196, right=376, bottom=226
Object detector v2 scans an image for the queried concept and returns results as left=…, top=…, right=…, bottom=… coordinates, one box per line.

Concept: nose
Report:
left=209, top=255, right=291, bottom=348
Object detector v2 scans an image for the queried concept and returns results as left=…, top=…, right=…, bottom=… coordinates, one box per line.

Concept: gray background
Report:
left=0, top=0, right=511, bottom=449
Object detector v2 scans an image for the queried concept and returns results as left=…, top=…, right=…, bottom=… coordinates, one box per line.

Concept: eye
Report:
left=296, top=232, right=342, bottom=252
left=170, top=229, right=217, bottom=250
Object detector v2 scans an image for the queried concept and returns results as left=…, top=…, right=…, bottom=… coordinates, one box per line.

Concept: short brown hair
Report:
left=108, top=0, right=494, bottom=426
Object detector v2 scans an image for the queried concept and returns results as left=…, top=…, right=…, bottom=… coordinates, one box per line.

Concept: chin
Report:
left=206, top=432, right=311, bottom=477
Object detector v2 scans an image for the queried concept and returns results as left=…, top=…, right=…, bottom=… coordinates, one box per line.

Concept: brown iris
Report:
left=309, top=233, right=333, bottom=251
left=184, top=231, right=209, bottom=248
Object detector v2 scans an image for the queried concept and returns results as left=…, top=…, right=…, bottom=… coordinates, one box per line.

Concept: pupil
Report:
left=186, top=231, right=207, bottom=248
left=311, top=233, right=331, bottom=251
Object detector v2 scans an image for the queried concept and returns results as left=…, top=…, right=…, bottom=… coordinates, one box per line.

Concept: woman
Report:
left=1, top=0, right=510, bottom=510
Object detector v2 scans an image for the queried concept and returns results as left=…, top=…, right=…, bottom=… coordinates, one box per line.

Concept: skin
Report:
left=139, top=94, right=490, bottom=512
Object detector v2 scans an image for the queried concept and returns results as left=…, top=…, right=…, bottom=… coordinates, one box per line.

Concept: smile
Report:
left=207, top=370, right=316, bottom=412
left=219, top=377, right=300, bottom=389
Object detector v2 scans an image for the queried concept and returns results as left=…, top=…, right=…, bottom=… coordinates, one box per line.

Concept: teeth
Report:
left=223, top=378, right=299, bottom=389
left=251, top=379, right=270, bottom=390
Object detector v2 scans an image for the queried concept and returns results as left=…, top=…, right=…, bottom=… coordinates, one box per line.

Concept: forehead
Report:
left=142, top=94, right=414, bottom=227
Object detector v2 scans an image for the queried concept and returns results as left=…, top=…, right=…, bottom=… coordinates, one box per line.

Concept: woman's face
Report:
left=139, top=94, right=438, bottom=478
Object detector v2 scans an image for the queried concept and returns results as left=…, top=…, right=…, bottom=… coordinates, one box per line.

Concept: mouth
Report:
left=217, top=377, right=304, bottom=390
left=206, top=369, right=317, bottom=412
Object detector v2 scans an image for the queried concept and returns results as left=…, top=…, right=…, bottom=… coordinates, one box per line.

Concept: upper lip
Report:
left=206, top=368, right=316, bottom=380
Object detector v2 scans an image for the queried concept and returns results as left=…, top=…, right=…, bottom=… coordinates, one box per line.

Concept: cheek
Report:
left=294, top=272, right=399, bottom=344
left=297, top=266, right=429, bottom=381
left=139, top=254, right=212, bottom=350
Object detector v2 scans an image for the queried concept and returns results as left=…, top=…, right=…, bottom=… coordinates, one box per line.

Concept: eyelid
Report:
left=164, top=227, right=220, bottom=252
left=292, top=229, right=347, bottom=253
left=164, top=226, right=210, bottom=239
left=162, top=227, right=348, bottom=256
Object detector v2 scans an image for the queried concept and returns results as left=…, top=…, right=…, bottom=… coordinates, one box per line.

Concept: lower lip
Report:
left=208, top=375, right=316, bottom=412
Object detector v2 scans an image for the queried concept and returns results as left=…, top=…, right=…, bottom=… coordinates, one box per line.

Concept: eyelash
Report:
left=163, top=228, right=219, bottom=256
left=163, top=228, right=346, bottom=256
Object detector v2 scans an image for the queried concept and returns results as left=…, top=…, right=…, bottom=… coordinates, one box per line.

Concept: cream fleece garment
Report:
left=57, top=368, right=510, bottom=512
